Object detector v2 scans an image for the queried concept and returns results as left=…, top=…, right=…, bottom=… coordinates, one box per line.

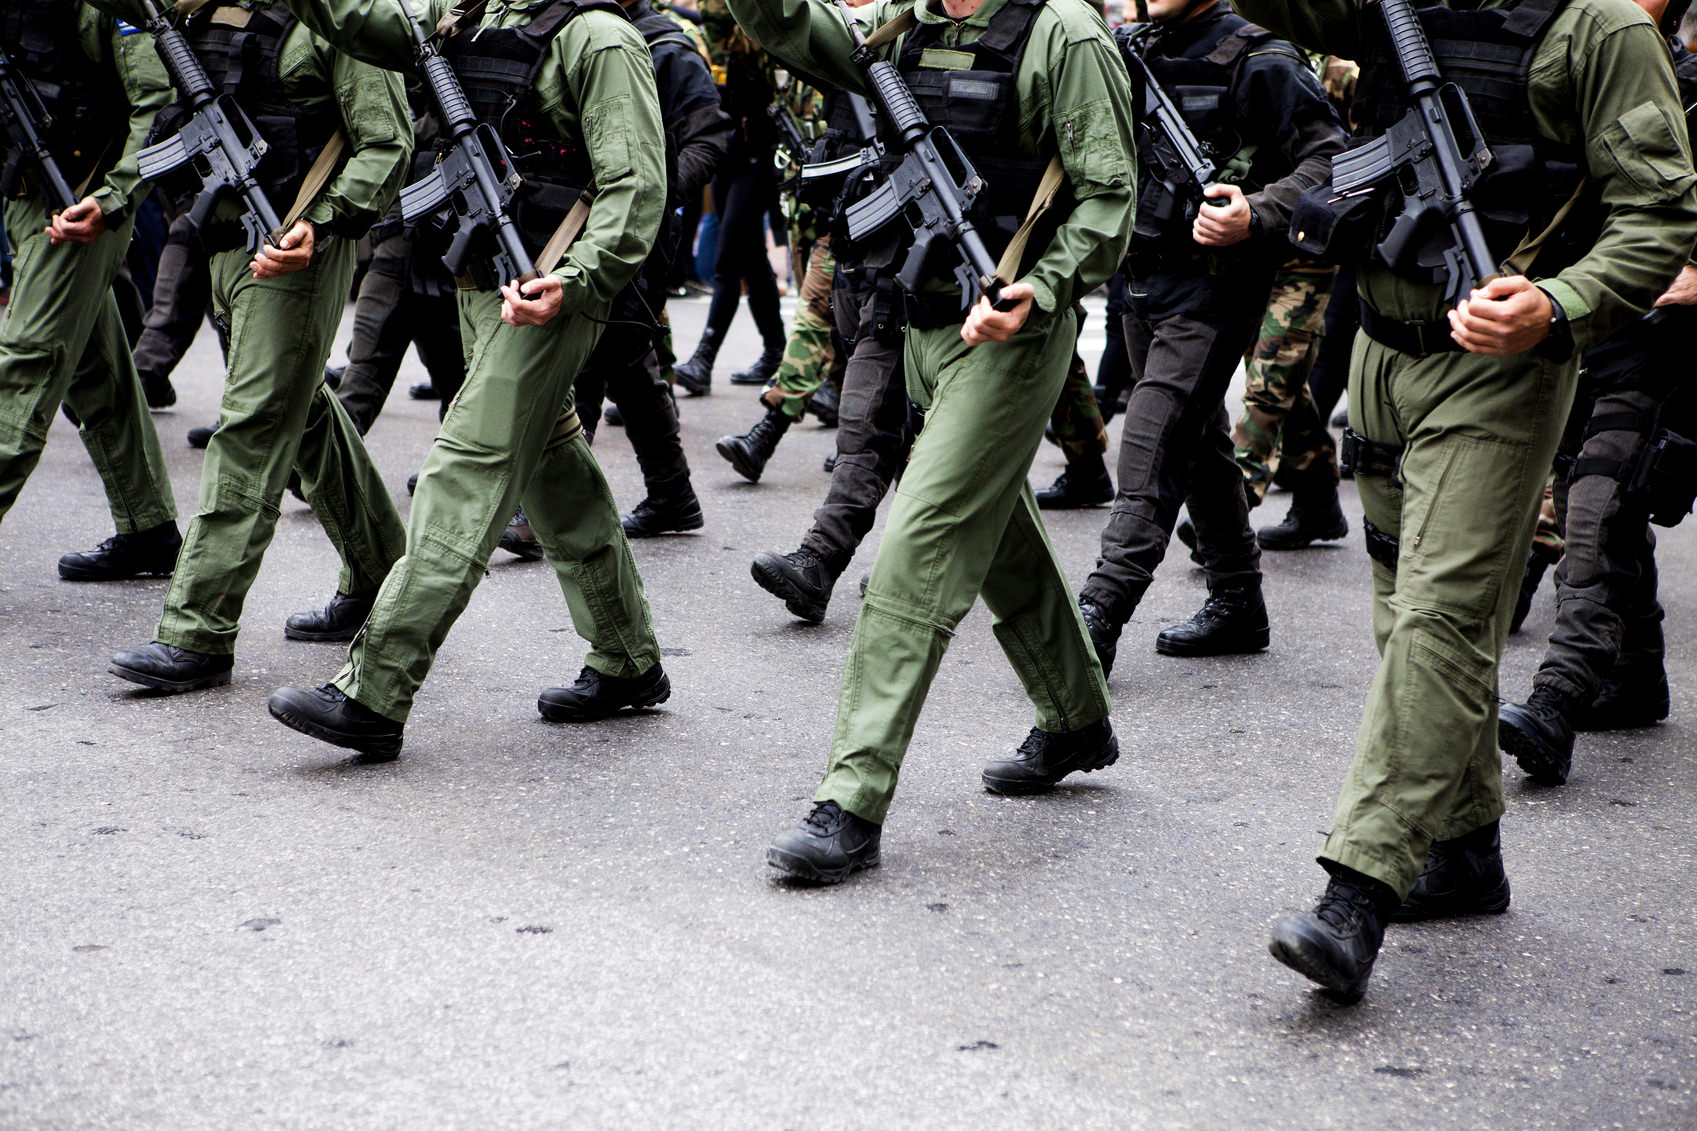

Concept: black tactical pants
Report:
left=1080, top=294, right=1264, bottom=623
left=801, top=268, right=909, bottom=563
left=700, top=156, right=786, bottom=350
left=133, top=204, right=227, bottom=386
left=574, top=313, right=692, bottom=501
left=334, top=232, right=465, bottom=435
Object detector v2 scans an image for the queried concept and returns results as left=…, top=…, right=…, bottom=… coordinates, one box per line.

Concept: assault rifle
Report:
left=770, top=102, right=811, bottom=176
left=397, top=2, right=538, bottom=288
left=134, top=0, right=285, bottom=253
left=1119, top=26, right=1231, bottom=241
left=795, top=93, right=880, bottom=198
left=0, top=47, right=77, bottom=212
left=832, top=0, right=1015, bottom=313
left=1328, top=0, right=1499, bottom=303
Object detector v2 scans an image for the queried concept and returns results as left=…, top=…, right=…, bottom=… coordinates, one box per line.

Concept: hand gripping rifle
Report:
left=135, top=0, right=286, bottom=253
left=397, top=2, right=538, bottom=288
left=0, top=47, right=77, bottom=212
left=1119, top=26, right=1231, bottom=241
left=832, top=0, right=1016, bottom=313
left=1329, top=0, right=1500, bottom=303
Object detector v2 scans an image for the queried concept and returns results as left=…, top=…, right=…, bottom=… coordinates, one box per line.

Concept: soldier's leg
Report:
left=154, top=241, right=367, bottom=654
left=815, top=309, right=1108, bottom=824
left=0, top=198, right=168, bottom=531
left=1035, top=343, right=1111, bottom=509
left=333, top=290, right=656, bottom=723
left=1186, top=401, right=1262, bottom=590
left=759, top=241, right=837, bottom=421
left=1324, top=343, right=1575, bottom=896
left=413, top=287, right=468, bottom=409
left=1233, top=265, right=1332, bottom=502
left=132, top=207, right=217, bottom=395
left=334, top=235, right=416, bottom=434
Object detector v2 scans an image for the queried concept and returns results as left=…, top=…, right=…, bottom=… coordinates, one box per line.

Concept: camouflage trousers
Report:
left=1231, top=261, right=1338, bottom=501
left=1047, top=303, right=1107, bottom=462
left=762, top=236, right=843, bottom=421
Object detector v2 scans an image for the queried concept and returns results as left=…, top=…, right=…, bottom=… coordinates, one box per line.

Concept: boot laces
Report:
left=1015, top=727, right=1048, bottom=757
left=786, top=547, right=821, bottom=569
left=1315, top=883, right=1372, bottom=931
left=801, top=800, right=843, bottom=833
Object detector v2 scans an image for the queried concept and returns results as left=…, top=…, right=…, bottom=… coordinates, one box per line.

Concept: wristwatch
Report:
left=1534, top=285, right=1574, bottom=361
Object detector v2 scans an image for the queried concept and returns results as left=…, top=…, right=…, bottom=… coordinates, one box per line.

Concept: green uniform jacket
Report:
left=1232, top=0, right=1697, bottom=353
left=88, top=0, right=412, bottom=239
left=728, top=0, right=1137, bottom=316
left=73, top=8, right=174, bottom=223
left=272, top=0, right=668, bottom=318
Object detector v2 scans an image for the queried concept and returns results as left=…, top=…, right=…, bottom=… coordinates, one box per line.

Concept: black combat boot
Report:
left=673, top=329, right=722, bottom=396
left=750, top=545, right=846, bottom=624
left=1574, top=666, right=1670, bottom=731
left=1035, top=455, right=1112, bottom=509
left=498, top=508, right=545, bottom=561
left=1510, top=543, right=1562, bottom=634
left=1078, top=597, right=1122, bottom=677
left=1268, top=868, right=1398, bottom=1003
left=1257, top=484, right=1349, bottom=550
left=808, top=380, right=840, bottom=426
left=537, top=664, right=670, bottom=722
left=1393, top=820, right=1511, bottom=923
left=1498, top=685, right=1577, bottom=785
left=408, top=381, right=438, bottom=400
left=187, top=423, right=218, bottom=449
left=284, top=590, right=378, bottom=643
left=268, top=684, right=403, bottom=761
left=58, top=521, right=182, bottom=581
left=1155, top=583, right=1270, bottom=656
left=766, top=800, right=882, bottom=884
left=110, top=641, right=234, bottom=693
left=729, top=345, right=784, bottom=386
left=981, top=719, right=1119, bottom=795
left=716, top=407, right=792, bottom=482
left=622, top=487, right=704, bottom=538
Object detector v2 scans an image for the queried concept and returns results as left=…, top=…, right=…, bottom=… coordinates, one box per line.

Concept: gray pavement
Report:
left=1, top=289, right=1693, bottom=1130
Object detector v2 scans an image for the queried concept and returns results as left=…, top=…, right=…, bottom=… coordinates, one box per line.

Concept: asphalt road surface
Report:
left=2, top=288, right=1692, bottom=1129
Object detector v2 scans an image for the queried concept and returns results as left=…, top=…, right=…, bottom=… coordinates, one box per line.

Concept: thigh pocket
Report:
left=1397, top=433, right=1529, bottom=621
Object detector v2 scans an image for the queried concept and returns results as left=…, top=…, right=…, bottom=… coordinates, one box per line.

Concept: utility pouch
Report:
left=1289, top=181, right=1378, bottom=264
left=1340, top=426, right=1403, bottom=486
left=1630, top=428, right=1697, bottom=527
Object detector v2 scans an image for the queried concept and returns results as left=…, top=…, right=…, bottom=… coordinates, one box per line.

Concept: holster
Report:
left=1630, top=429, right=1697, bottom=528
left=1340, top=427, right=1403, bottom=487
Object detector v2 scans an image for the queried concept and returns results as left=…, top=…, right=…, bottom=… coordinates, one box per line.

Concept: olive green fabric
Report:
left=762, top=236, right=839, bottom=421
left=155, top=238, right=406, bottom=654
left=1237, top=0, right=1697, bottom=895
left=815, top=313, right=1113, bottom=825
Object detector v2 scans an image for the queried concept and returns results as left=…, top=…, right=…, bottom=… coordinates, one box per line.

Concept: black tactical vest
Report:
left=1348, top=0, right=1591, bottom=280
left=0, top=0, right=128, bottom=198
left=892, top=0, right=1065, bottom=279
left=157, top=1, right=343, bottom=214
left=440, top=0, right=620, bottom=252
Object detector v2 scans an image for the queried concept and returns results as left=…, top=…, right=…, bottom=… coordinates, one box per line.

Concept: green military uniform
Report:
left=1238, top=0, right=1697, bottom=895
left=97, top=0, right=412, bottom=657
left=1232, top=259, right=1337, bottom=501
left=731, top=0, right=1136, bottom=824
left=0, top=7, right=176, bottom=539
left=278, top=0, right=668, bottom=723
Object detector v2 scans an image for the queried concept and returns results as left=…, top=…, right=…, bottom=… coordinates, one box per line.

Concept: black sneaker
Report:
left=1078, top=597, right=1122, bottom=678
left=750, top=546, right=843, bottom=624
left=1268, top=870, right=1397, bottom=1003
left=1574, top=668, right=1670, bottom=731
left=1257, top=487, right=1348, bottom=550
left=498, top=508, right=545, bottom=561
left=268, top=684, right=403, bottom=761
left=187, top=423, right=218, bottom=449
left=1498, top=686, right=1576, bottom=785
left=284, top=590, right=378, bottom=643
left=1035, top=463, right=1113, bottom=509
left=537, top=664, right=670, bottom=722
left=110, top=641, right=234, bottom=693
left=766, top=800, right=882, bottom=884
left=981, top=718, right=1119, bottom=795
left=1155, top=584, right=1270, bottom=657
left=622, top=490, right=704, bottom=538
left=58, top=521, right=182, bottom=581
left=1392, top=820, right=1511, bottom=923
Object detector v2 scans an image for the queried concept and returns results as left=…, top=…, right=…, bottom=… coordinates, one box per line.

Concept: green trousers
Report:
left=156, top=239, right=405, bottom=654
left=816, top=306, right=1112, bottom=825
left=334, top=289, right=661, bottom=724
left=762, top=237, right=839, bottom=421
left=1327, top=336, right=1575, bottom=895
left=0, top=196, right=174, bottom=533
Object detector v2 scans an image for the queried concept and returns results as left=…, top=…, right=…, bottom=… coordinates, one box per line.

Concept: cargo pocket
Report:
left=1601, top=99, right=1697, bottom=202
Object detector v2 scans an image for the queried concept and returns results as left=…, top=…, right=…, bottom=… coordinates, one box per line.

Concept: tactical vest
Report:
left=891, top=0, right=1065, bottom=281
left=157, top=1, right=342, bottom=218
left=1128, top=11, right=1304, bottom=246
left=1346, top=0, right=1591, bottom=282
left=440, top=0, right=618, bottom=255
left=0, top=0, right=128, bottom=199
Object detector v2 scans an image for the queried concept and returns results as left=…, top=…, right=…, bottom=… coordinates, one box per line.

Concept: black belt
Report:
left=1358, top=298, right=1464, bottom=359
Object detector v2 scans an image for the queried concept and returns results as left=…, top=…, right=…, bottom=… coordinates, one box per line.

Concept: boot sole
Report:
left=766, top=846, right=881, bottom=884
left=750, top=558, right=828, bottom=624
left=624, top=514, right=705, bottom=539
left=1390, top=874, right=1511, bottom=923
left=1267, top=933, right=1367, bottom=1003
left=1497, top=716, right=1570, bottom=786
left=716, top=440, right=763, bottom=483
left=981, top=734, right=1120, bottom=795
left=537, top=676, right=672, bottom=723
left=59, top=563, right=176, bottom=582
left=728, top=374, right=770, bottom=386
left=267, top=698, right=402, bottom=761
left=1155, top=628, right=1270, bottom=657
left=109, top=662, right=231, bottom=694
left=282, top=624, right=362, bottom=643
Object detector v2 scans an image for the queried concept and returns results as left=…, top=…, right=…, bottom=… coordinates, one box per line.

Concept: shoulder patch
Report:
left=116, top=21, right=143, bottom=35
